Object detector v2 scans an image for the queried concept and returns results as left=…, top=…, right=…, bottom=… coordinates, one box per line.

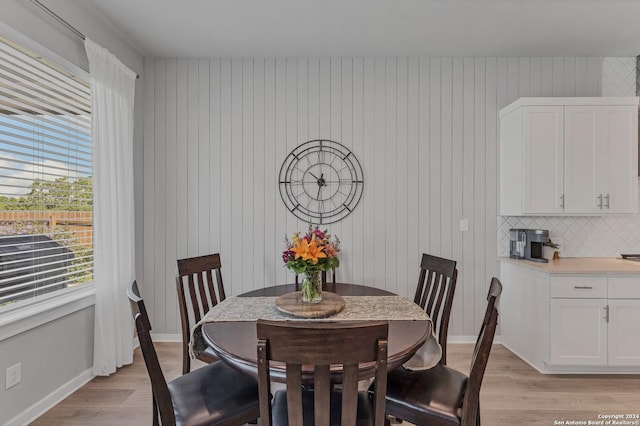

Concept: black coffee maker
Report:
left=509, top=228, right=549, bottom=263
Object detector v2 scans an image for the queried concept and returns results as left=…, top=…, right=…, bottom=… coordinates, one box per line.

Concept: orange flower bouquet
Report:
left=283, top=224, right=340, bottom=303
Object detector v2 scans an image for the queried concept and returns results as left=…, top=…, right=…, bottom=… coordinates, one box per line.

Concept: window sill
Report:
left=0, top=284, right=95, bottom=341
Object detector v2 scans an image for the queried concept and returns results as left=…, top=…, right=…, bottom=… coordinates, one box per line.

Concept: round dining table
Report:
left=201, top=283, right=433, bottom=383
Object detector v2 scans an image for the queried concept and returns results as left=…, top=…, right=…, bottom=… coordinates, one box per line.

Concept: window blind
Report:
left=0, top=34, right=92, bottom=306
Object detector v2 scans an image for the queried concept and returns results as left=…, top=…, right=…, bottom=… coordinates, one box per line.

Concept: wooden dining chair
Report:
left=414, top=253, right=458, bottom=365
left=378, top=277, right=502, bottom=426
left=257, top=320, right=389, bottom=426
left=176, top=253, right=226, bottom=374
left=127, top=280, right=260, bottom=426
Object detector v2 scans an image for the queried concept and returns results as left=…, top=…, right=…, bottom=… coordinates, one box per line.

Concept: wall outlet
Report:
left=460, top=219, right=469, bottom=232
left=6, top=363, right=21, bottom=389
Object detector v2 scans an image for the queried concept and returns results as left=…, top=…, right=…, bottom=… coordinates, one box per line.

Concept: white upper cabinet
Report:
left=499, top=97, right=639, bottom=216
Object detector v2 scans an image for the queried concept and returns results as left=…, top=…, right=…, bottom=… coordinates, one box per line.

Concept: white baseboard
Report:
left=4, top=368, right=94, bottom=426
left=448, top=335, right=502, bottom=344
left=150, top=333, right=181, bottom=342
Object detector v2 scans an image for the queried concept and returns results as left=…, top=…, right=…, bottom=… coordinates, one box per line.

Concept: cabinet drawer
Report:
left=609, top=277, right=640, bottom=298
left=550, top=276, right=608, bottom=298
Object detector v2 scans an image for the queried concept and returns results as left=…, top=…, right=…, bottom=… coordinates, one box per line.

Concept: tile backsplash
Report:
left=497, top=210, right=640, bottom=258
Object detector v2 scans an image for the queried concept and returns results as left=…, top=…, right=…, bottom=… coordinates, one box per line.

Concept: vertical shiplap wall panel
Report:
left=473, top=58, right=487, bottom=328
left=429, top=58, right=441, bottom=253
left=330, top=58, right=344, bottom=269
left=242, top=59, right=254, bottom=294
left=440, top=58, right=453, bottom=260
left=352, top=58, right=365, bottom=285
left=230, top=59, right=244, bottom=289
left=461, top=57, right=476, bottom=335
left=361, top=58, right=375, bottom=286
left=395, top=58, right=408, bottom=298
left=405, top=58, right=420, bottom=300
left=418, top=58, right=430, bottom=257
left=142, top=56, right=603, bottom=337
left=263, top=59, right=276, bottom=285
left=274, top=59, right=288, bottom=284
left=187, top=59, right=199, bottom=256
left=142, top=58, right=156, bottom=325
left=373, top=58, right=386, bottom=289
left=385, top=58, right=397, bottom=293
left=219, top=59, right=232, bottom=285
left=253, top=58, right=265, bottom=292
left=484, top=57, right=498, bottom=310
left=164, top=58, right=178, bottom=333
left=153, top=59, right=167, bottom=331
left=198, top=60, right=211, bottom=255
left=450, top=57, right=465, bottom=335
left=209, top=59, right=221, bottom=255
left=341, top=58, right=354, bottom=281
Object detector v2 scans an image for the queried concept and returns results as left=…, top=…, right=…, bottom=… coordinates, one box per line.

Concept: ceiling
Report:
left=81, top=0, right=640, bottom=58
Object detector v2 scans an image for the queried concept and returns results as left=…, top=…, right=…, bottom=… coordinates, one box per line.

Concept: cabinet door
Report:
left=550, top=298, right=607, bottom=365
left=608, top=299, right=640, bottom=366
left=564, top=106, right=600, bottom=214
left=564, top=106, right=638, bottom=214
left=522, top=106, right=564, bottom=214
left=600, top=106, right=638, bottom=214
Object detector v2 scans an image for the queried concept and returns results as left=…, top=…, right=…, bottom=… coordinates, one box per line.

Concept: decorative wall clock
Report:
left=279, top=139, right=364, bottom=224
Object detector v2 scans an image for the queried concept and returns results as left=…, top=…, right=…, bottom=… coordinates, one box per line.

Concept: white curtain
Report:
left=85, top=38, right=137, bottom=376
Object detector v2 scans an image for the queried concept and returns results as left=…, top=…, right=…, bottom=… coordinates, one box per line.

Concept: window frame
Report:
left=0, top=22, right=95, bottom=337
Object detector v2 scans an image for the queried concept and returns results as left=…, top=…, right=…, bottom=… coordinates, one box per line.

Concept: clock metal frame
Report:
left=278, top=139, right=364, bottom=224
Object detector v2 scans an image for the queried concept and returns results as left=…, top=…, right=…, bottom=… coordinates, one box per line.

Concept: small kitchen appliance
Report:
left=524, top=229, right=550, bottom=263
left=509, top=228, right=550, bottom=262
left=509, top=229, right=527, bottom=259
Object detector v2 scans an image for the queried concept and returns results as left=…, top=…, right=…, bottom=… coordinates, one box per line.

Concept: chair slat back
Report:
left=257, top=320, right=389, bottom=426
left=176, top=253, right=226, bottom=373
left=462, top=277, right=502, bottom=426
left=127, top=281, right=175, bottom=425
left=414, top=253, right=457, bottom=364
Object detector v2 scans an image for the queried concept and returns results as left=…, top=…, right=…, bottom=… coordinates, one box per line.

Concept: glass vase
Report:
left=301, top=271, right=322, bottom=304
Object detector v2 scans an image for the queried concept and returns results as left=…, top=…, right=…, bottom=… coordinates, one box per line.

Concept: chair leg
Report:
left=182, top=346, right=190, bottom=374
left=476, top=402, right=481, bottom=426
left=152, top=395, right=159, bottom=426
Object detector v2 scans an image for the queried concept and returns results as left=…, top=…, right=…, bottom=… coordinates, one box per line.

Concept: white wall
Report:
left=0, top=307, right=95, bottom=423
left=141, top=56, right=603, bottom=338
left=0, top=2, right=144, bottom=424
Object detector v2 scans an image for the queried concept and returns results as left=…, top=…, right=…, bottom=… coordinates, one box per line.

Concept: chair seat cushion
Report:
left=272, top=388, right=374, bottom=426
left=374, top=365, right=467, bottom=426
left=168, top=361, right=259, bottom=426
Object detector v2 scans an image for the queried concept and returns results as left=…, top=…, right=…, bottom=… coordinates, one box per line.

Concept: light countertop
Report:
left=498, top=257, right=640, bottom=274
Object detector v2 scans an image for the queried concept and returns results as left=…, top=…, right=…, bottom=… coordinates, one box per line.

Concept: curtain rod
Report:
left=30, top=0, right=139, bottom=79
left=31, top=0, right=85, bottom=41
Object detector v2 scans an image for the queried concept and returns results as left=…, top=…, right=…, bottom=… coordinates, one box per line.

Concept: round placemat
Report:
left=275, top=291, right=345, bottom=318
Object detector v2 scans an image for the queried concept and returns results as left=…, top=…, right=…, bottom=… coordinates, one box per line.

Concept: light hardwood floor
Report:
left=32, top=343, right=640, bottom=425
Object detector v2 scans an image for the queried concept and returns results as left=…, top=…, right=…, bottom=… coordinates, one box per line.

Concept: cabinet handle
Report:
left=604, top=193, right=610, bottom=209
left=603, top=305, right=609, bottom=323
left=573, top=286, right=593, bottom=289
left=597, top=194, right=603, bottom=209
left=559, top=194, right=565, bottom=208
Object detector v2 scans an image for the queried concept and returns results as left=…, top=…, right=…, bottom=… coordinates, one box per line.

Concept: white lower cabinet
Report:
left=550, top=298, right=608, bottom=365
left=500, top=261, right=640, bottom=373
left=608, top=299, right=640, bottom=366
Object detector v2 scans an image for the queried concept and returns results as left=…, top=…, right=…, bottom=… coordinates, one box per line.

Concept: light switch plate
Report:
left=460, top=219, right=469, bottom=232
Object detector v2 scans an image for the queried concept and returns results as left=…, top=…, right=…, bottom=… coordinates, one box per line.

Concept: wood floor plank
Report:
left=32, top=343, right=640, bottom=425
